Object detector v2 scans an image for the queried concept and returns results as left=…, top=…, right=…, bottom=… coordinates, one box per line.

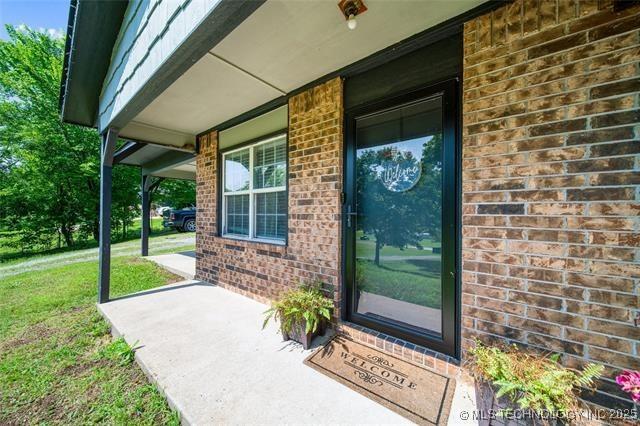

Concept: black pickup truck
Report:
left=163, top=207, right=196, bottom=232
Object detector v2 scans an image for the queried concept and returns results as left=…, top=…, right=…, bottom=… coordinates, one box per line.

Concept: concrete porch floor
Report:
left=98, top=280, right=412, bottom=425
left=147, top=251, right=196, bottom=280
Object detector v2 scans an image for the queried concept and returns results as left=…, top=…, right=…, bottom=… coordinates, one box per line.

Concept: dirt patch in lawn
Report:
left=26, top=392, right=68, bottom=424
left=0, top=322, right=54, bottom=352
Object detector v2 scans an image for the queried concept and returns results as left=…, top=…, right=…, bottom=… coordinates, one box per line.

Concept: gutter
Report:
left=58, top=0, right=78, bottom=115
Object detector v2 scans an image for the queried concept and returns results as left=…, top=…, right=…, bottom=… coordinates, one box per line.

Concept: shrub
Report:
left=262, top=281, right=333, bottom=334
left=468, top=341, right=603, bottom=415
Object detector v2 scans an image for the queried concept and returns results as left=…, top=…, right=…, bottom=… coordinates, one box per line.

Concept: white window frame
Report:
left=221, top=133, right=287, bottom=244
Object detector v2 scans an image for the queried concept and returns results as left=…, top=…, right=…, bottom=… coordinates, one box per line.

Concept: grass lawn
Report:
left=0, top=256, right=182, bottom=424
left=356, top=257, right=442, bottom=309
left=355, top=230, right=440, bottom=258
left=0, top=217, right=172, bottom=264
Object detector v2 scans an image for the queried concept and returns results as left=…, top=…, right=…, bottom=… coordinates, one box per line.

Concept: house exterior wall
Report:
left=196, top=78, right=344, bottom=309
left=98, top=0, right=221, bottom=131
left=462, top=0, right=640, bottom=407
left=194, top=0, right=639, bottom=409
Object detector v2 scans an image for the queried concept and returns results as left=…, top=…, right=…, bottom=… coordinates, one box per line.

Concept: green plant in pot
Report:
left=468, top=341, right=603, bottom=425
left=262, top=281, right=333, bottom=349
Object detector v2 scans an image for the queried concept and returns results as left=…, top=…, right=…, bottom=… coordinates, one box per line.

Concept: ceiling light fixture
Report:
left=338, top=0, right=367, bottom=30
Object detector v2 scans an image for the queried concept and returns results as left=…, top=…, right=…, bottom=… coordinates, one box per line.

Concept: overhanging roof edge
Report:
left=98, top=0, right=268, bottom=134
left=58, top=0, right=77, bottom=116
left=59, top=0, right=129, bottom=128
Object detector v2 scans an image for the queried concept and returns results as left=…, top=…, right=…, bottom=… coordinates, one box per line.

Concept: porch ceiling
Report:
left=120, top=0, right=485, bottom=145
left=116, top=143, right=196, bottom=181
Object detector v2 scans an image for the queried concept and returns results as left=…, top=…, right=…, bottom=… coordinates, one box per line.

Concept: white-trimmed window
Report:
left=222, top=134, right=287, bottom=243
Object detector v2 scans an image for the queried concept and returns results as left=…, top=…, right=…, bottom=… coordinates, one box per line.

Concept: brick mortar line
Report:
left=462, top=234, right=639, bottom=245
left=461, top=306, right=639, bottom=344
left=464, top=299, right=638, bottom=320
left=463, top=87, right=636, bottom=116
left=465, top=192, right=640, bottom=198
left=463, top=138, right=640, bottom=156
left=463, top=40, right=640, bottom=91
left=464, top=149, right=639, bottom=163
left=463, top=264, right=639, bottom=278
left=472, top=293, right=638, bottom=312
left=462, top=245, right=639, bottom=263
left=288, top=133, right=342, bottom=146
left=463, top=249, right=639, bottom=262
left=464, top=314, right=639, bottom=356
left=463, top=130, right=639, bottom=150
left=465, top=112, right=640, bottom=138
left=289, top=147, right=341, bottom=158
left=465, top=59, right=637, bottom=103
left=463, top=172, right=638, bottom=185
left=462, top=161, right=638, bottom=176
left=465, top=122, right=638, bottom=146
left=462, top=224, right=579, bottom=230
left=465, top=323, right=634, bottom=358
left=461, top=225, right=638, bottom=232
left=463, top=279, right=637, bottom=299
left=464, top=64, right=639, bottom=105
left=463, top=58, right=639, bottom=105
left=463, top=94, right=637, bottom=119
left=463, top=185, right=639, bottom=194
left=465, top=56, right=637, bottom=95
left=462, top=165, right=640, bottom=175
left=465, top=96, right=638, bottom=128
left=288, top=115, right=342, bottom=132
left=463, top=253, right=639, bottom=269
left=462, top=263, right=639, bottom=284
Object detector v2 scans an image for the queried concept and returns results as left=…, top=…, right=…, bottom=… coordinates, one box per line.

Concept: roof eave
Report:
left=59, top=0, right=129, bottom=128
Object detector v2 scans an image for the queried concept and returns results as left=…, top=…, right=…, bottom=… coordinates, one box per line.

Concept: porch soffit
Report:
left=120, top=0, right=485, bottom=147
left=115, top=142, right=196, bottom=181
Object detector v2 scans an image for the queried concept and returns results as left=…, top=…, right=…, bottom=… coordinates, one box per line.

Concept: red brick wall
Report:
left=462, top=0, right=640, bottom=407
left=194, top=76, right=462, bottom=377
left=195, top=78, right=343, bottom=309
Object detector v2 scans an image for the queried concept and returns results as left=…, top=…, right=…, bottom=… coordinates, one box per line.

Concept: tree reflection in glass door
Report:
left=353, top=96, right=443, bottom=336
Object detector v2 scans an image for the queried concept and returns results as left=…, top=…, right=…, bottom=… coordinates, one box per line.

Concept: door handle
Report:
left=346, top=205, right=358, bottom=228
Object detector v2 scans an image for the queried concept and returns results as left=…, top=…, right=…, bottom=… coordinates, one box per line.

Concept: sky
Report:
left=0, top=0, right=69, bottom=40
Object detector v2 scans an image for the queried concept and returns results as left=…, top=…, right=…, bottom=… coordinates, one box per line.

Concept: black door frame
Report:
left=342, top=78, right=459, bottom=358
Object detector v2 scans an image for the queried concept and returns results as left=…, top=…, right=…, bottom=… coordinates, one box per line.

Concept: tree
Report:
left=0, top=26, right=140, bottom=251
left=112, top=167, right=142, bottom=239
left=153, top=179, right=196, bottom=210
left=356, top=134, right=442, bottom=266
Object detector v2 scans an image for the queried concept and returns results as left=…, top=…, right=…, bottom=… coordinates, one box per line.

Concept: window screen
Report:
left=222, top=134, right=287, bottom=242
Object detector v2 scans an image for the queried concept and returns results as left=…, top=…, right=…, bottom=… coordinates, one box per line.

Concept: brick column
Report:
left=195, top=131, right=218, bottom=284
left=462, top=0, right=640, bottom=407
left=288, top=77, right=344, bottom=313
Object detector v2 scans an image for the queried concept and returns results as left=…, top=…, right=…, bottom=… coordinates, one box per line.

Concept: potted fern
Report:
left=468, top=341, right=603, bottom=425
left=262, top=281, right=333, bottom=349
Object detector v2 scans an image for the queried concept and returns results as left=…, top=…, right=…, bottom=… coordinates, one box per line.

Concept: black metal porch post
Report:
left=141, top=173, right=150, bottom=257
left=98, top=128, right=118, bottom=304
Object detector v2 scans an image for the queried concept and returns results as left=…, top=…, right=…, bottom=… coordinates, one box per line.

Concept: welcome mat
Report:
left=304, top=336, right=455, bottom=425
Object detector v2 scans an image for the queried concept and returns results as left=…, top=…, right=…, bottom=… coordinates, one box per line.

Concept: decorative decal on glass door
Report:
left=375, top=147, right=422, bottom=192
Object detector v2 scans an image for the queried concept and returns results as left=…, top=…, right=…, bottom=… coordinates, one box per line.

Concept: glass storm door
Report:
left=344, top=81, right=457, bottom=357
